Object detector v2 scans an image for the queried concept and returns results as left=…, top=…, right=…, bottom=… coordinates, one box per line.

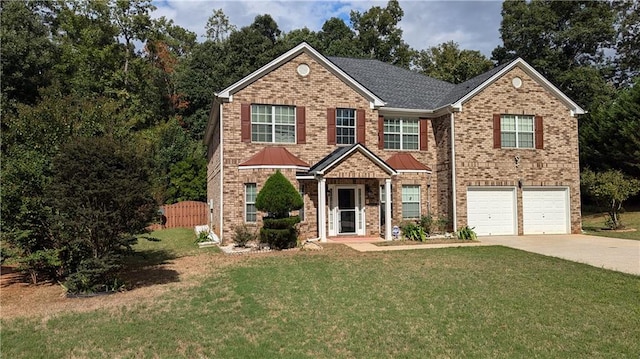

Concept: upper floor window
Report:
left=336, top=108, right=356, bottom=145
left=500, top=115, right=534, bottom=148
left=384, top=118, right=419, bottom=150
left=251, top=104, right=295, bottom=143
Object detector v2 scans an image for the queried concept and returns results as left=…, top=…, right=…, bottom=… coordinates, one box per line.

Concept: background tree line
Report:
left=1, top=0, right=638, bottom=289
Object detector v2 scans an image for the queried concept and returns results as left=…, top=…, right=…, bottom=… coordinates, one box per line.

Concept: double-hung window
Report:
left=501, top=115, right=534, bottom=148
left=245, top=183, right=257, bottom=223
left=336, top=108, right=356, bottom=145
left=251, top=105, right=295, bottom=143
left=401, top=185, right=420, bottom=219
left=384, top=118, right=419, bottom=150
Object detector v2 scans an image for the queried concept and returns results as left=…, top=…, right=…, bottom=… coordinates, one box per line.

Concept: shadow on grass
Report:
left=121, top=249, right=180, bottom=289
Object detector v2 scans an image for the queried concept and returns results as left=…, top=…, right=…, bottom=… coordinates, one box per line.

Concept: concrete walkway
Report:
left=343, top=234, right=640, bottom=276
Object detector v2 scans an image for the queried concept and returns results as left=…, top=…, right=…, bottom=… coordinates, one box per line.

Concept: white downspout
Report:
left=219, top=103, right=225, bottom=243
left=450, top=113, right=458, bottom=232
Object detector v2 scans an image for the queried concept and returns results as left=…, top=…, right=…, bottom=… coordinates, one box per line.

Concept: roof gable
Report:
left=216, top=42, right=385, bottom=107
left=444, top=58, right=586, bottom=115
left=308, top=143, right=396, bottom=176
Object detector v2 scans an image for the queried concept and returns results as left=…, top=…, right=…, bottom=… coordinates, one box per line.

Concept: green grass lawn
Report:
left=582, top=210, right=640, bottom=240
left=2, top=238, right=638, bottom=358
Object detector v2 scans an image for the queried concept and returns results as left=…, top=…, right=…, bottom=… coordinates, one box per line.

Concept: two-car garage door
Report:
left=467, top=187, right=569, bottom=236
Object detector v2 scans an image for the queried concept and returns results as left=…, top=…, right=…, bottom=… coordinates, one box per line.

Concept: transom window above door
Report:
left=384, top=118, right=419, bottom=150
left=251, top=104, right=296, bottom=143
left=336, top=108, right=356, bottom=145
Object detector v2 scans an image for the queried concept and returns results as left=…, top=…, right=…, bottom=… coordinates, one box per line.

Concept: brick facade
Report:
left=206, top=48, right=582, bottom=242
left=453, top=67, right=581, bottom=234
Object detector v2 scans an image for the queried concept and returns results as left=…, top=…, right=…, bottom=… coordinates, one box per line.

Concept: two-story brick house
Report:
left=205, top=42, right=584, bottom=243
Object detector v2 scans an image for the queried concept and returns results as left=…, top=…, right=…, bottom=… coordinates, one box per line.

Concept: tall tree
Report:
left=492, top=0, right=616, bottom=110
left=0, top=1, right=57, bottom=107
left=318, top=17, right=360, bottom=57
left=205, top=8, right=236, bottom=42
left=350, top=0, right=415, bottom=68
left=110, top=0, right=155, bottom=86
left=613, top=0, right=640, bottom=87
left=416, top=41, right=494, bottom=84
left=580, top=76, right=640, bottom=177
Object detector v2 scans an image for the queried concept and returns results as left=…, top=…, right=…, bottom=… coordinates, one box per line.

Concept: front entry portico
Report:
left=298, top=143, right=398, bottom=242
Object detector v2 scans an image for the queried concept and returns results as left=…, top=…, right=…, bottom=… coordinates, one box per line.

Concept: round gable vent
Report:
left=297, top=63, right=310, bottom=77
left=512, top=77, right=523, bottom=89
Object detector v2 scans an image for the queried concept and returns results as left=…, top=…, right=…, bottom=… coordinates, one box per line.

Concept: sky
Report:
left=152, top=0, right=505, bottom=57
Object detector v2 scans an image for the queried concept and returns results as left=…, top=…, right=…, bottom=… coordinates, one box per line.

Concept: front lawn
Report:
left=2, top=238, right=638, bottom=358
left=582, top=210, right=640, bottom=240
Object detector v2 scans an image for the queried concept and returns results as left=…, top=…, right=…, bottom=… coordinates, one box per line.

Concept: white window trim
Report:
left=501, top=114, right=534, bottom=149
left=251, top=104, right=296, bottom=144
left=401, top=185, right=421, bottom=219
left=245, top=183, right=257, bottom=223
left=336, top=108, right=356, bottom=145
left=384, top=118, right=419, bottom=150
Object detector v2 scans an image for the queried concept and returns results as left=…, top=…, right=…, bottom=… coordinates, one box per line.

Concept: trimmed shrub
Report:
left=255, top=171, right=303, bottom=250
left=255, top=170, right=303, bottom=218
left=259, top=227, right=298, bottom=250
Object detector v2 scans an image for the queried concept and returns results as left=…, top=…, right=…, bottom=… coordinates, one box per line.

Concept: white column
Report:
left=318, top=177, right=327, bottom=242
left=384, top=178, right=392, bottom=241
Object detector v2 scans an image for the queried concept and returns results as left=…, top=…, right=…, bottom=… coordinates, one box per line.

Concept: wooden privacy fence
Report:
left=148, top=201, right=209, bottom=231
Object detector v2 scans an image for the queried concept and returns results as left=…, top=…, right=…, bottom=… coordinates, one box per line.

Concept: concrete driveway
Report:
left=480, top=234, right=640, bottom=276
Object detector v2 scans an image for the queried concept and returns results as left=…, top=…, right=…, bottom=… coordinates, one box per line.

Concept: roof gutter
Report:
left=379, top=105, right=455, bottom=118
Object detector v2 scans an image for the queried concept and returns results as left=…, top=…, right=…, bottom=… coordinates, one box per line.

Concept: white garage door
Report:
left=523, top=188, right=569, bottom=234
left=467, top=188, right=516, bottom=236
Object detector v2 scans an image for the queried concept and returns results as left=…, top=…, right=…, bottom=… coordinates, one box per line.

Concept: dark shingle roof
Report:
left=306, top=143, right=395, bottom=175
left=327, top=57, right=455, bottom=109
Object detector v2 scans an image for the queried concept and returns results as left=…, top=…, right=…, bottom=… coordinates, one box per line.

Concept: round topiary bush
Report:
left=255, top=171, right=303, bottom=249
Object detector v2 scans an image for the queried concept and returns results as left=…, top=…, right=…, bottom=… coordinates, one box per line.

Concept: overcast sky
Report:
left=152, top=0, right=504, bottom=57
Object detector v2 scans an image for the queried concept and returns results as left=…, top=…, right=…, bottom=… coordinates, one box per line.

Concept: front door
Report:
left=328, top=185, right=365, bottom=236
left=338, top=188, right=356, bottom=234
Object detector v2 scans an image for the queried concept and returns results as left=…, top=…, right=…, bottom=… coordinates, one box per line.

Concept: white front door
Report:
left=328, top=185, right=365, bottom=236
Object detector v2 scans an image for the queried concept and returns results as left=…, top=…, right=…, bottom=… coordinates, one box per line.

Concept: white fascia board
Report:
left=217, top=42, right=385, bottom=107
left=317, top=144, right=397, bottom=176
left=452, top=58, right=586, bottom=116
left=296, top=175, right=315, bottom=180
left=238, top=165, right=310, bottom=171
left=380, top=105, right=453, bottom=118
